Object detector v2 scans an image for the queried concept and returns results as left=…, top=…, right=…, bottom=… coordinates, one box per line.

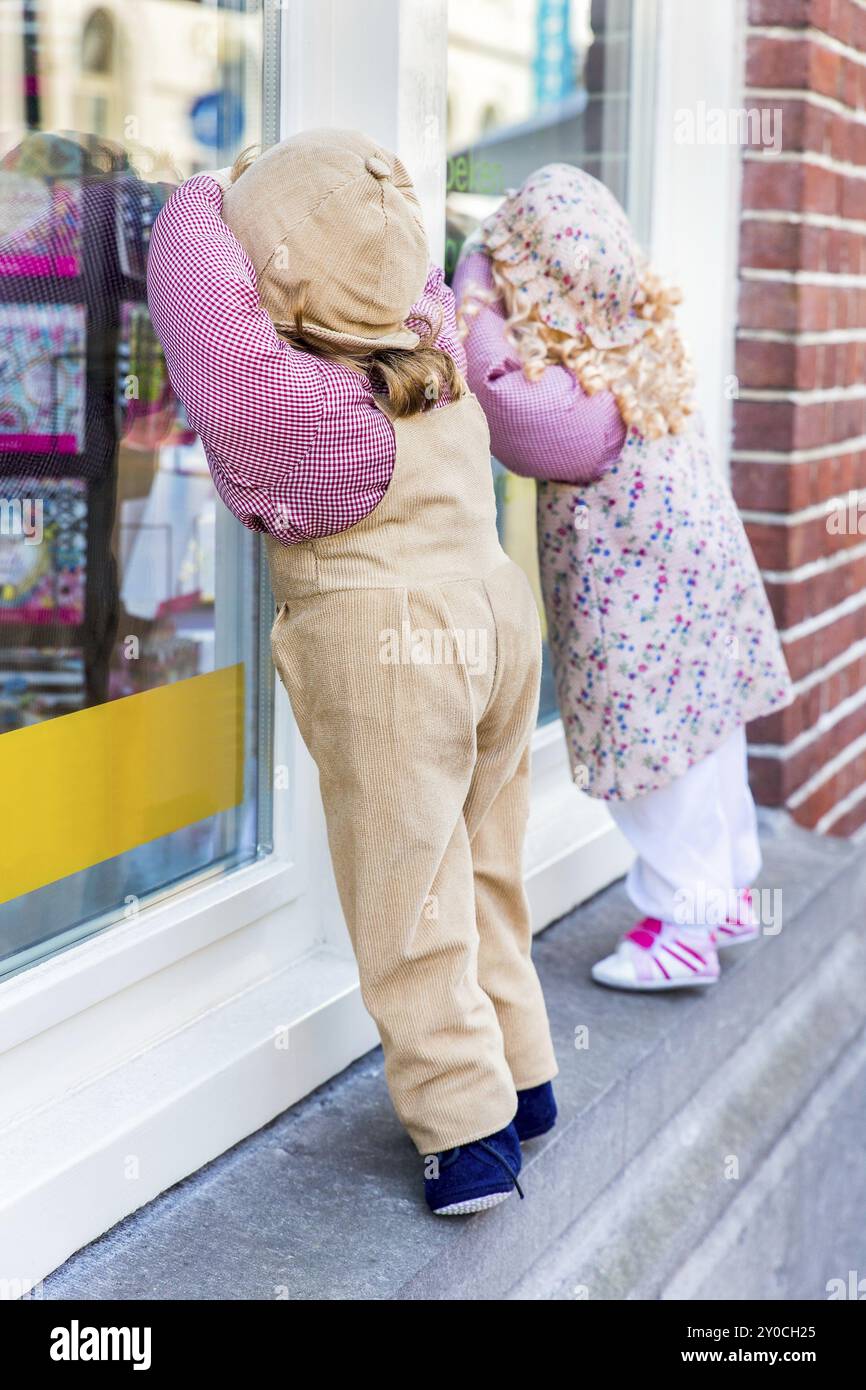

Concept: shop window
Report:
left=0, top=0, right=275, bottom=978
left=446, top=0, right=646, bottom=723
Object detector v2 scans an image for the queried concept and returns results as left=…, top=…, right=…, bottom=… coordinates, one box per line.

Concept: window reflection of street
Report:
left=0, top=0, right=270, bottom=977
left=446, top=0, right=635, bottom=724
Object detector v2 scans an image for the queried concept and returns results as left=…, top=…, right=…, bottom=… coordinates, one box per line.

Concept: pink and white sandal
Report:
left=716, top=888, right=761, bottom=949
left=591, top=917, right=720, bottom=992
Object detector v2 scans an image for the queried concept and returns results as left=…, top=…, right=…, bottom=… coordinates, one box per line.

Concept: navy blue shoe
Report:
left=424, top=1121, right=524, bottom=1216
left=514, top=1081, right=557, bottom=1141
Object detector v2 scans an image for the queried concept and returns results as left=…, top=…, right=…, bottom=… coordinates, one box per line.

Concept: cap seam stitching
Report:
left=257, top=170, right=375, bottom=281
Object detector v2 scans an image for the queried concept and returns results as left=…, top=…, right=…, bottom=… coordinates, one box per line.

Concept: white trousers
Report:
left=607, top=727, right=762, bottom=927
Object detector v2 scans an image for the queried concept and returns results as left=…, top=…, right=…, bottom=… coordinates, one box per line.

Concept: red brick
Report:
left=841, top=52, right=865, bottom=108
left=833, top=0, right=856, bottom=47
left=742, top=159, right=807, bottom=212
left=735, top=398, right=796, bottom=450
left=733, top=337, right=866, bottom=390
left=739, top=219, right=802, bottom=271
left=799, top=224, right=866, bottom=275
left=735, top=338, right=798, bottom=388
left=747, top=752, right=787, bottom=804
left=783, top=600, right=866, bottom=680
left=826, top=794, right=866, bottom=835
left=747, top=34, right=812, bottom=87
left=740, top=218, right=866, bottom=275
left=745, top=509, right=866, bottom=568
left=748, top=0, right=811, bottom=22
left=738, top=279, right=800, bottom=331
left=751, top=649, right=866, bottom=743
left=731, top=449, right=866, bottom=511
left=763, top=550, right=866, bottom=627
left=746, top=95, right=866, bottom=166
left=809, top=40, right=843, bottom=100
left=811, top=0, right=835, bottom=31
left=734, top=396, right=866, bottom=452
left=800, top=283, right=866, bottom=332
left=743, top=158, right=845, bottom=215
left=749, top=696, right=866, bottom=808
left=789, top=742, right=866, bottom=825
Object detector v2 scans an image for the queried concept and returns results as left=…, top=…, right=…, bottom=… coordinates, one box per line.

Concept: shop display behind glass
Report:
left=446, top=0, right=640, bottom=723
left=0, top=0, right=276, bottom=978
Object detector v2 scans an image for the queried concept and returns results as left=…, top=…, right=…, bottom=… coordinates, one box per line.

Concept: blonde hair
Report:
left=229, top=145, right=258, bottom=182
left=460, top=253, right=695, bottom=440
left=229, top=148, right=462, bottom=418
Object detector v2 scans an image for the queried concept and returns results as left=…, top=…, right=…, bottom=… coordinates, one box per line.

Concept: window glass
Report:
left=446, top=0, right=643, bottom=723
left=0, top=0, right=276, bottom=979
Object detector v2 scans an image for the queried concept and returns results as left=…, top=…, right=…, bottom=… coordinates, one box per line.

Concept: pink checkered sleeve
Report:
left=407, top=263, right=467, bottom=376
left=452, top=249, right=626, bottom=483
left=146, top=174, right=395, bottom=543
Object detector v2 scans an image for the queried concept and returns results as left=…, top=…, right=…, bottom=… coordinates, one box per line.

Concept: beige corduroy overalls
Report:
left=267, top=391, right=558, bottom=1154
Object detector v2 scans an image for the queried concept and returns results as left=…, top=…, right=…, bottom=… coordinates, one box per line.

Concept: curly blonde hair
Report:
left=460, top=253, right=695, bottom=441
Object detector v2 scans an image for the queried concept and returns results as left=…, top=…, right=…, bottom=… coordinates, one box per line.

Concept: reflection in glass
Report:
left=446, top=0, right=636, bottom=723
left=0, top=0, right=273, bottom=978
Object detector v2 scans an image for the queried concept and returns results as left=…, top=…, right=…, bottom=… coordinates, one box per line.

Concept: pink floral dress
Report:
left=536, top=418, right=793, bottom=800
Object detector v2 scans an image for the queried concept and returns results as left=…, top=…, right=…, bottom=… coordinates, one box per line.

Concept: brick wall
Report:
left=733, top=0, right=866, bottom=836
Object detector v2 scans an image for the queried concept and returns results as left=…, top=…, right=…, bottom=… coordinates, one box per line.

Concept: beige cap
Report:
left=221, top=127, right=429, bottom=353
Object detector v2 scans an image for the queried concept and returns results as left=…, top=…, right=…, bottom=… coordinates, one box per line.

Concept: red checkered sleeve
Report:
left=146, top=174, right=396, bottom=543
left=452, top=249, right=626, bottom=483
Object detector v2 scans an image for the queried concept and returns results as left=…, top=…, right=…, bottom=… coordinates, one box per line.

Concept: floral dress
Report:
left=537, top=416, right=793, bottom=800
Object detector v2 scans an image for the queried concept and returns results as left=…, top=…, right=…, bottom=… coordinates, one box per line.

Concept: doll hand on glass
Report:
left=204, top=166, right=234, bottom=194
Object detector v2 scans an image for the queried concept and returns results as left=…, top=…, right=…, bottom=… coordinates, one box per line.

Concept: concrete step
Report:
left=510, top=891, right=866, bottom=1299
left=39, top=817, right=866, bottom=1301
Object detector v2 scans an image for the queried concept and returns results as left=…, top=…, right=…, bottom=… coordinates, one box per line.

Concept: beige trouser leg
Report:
left=470, top=748, right=557, bottom=1089
left=272, top=571, right=556, bottom=1153
left=466, top=559, right=558, bottom=1092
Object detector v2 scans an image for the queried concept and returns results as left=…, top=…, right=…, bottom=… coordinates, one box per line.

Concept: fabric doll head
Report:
left=470, top=163, right=695, bottom=440
left=223, top=129, right=463, bottom=417
left=480, top=161, right=645, bottom=348
left=222, top=127, right=429, bottom=354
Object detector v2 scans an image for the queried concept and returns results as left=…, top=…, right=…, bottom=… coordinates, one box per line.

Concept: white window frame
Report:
left=2, top=0, right=740, bottom=1288
left=647, top=0, right=745, bottom=469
